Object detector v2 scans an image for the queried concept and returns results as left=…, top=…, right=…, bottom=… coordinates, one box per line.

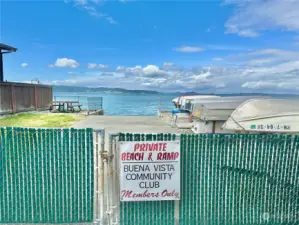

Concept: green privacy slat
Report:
left=57, top=129, right=63, bottom=222
left=74, top=129, right=79, bottom=221
left=109, top=132, right=298, bottom=225
left=0, top=127, right=94, bottom=224
left=87, top=128, right=94, bottom=222
left=63, top=128, right=70, bottom=222
left=38, top=129, right=45, bottom=222
left=79, top=129, right=83, bottom=221
left=7, top=127, right=14, bottom=222
left=29, top=128, right=38, bottom=223
left=2, top=129, right=298, bottom=224
left=0, top=128, right=6, bottom=222
left=72, top=128, right=79, bottom=221
left=0, top=128, right=4, bottom=221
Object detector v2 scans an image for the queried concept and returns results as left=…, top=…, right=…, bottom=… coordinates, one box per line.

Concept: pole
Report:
left=0, top=52, right=3, bottom=82
left=11, top=84, right=15, bottom=113
left=34, top=85, right=38, bottom=110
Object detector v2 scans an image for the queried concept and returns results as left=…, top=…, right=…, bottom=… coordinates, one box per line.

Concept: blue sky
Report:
left=1, top=0, right=299, bottom=93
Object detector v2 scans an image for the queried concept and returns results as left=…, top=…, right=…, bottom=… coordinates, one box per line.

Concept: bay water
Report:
left=53, top=92, right=299, bottom=116
left=53, top=92, right=177, bottom=116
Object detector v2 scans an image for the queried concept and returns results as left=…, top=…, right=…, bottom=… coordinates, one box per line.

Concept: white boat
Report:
left=190, top=96, right=268, bottom=113
left=222, top=98, right=299, bottom=133
left=172, top=95, right=219, bottom=110
left=191, top=99, right=249, bottom=134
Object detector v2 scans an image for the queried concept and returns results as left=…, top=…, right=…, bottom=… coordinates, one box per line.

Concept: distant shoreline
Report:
left=53, top=85, right=299, bottom=97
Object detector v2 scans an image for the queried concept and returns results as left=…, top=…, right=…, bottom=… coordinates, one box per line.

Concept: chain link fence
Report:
left=0, top=128, right=298, bottom=225
left=0, top=127, right=95, bottom=224
left=115, top=133, right=298, bottom=225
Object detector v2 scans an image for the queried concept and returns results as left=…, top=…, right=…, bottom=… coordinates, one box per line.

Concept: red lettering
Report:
left=134, top=144, right=140, bottom=151
left=162, top=189, right=179, bottom=198
left=139, top=153, right=144, bottom=160
left=122, top=153, right=144, bottom=161
left=156, top=152, right=180, bottom=160
left=163, top=143, right=167, bottom=151
left=148, top=143, right=153, bottom=151
left=122, top=190, right=160, bottom=198
left=121, top=153, right=127, bottom=160
left=133, top=143, right=170, bottom=151
left=121, top=190, right=133, bottom=198
left=157, top=152, right=162, bottom=160
left=159, top=143, right=163, bottom=150
left=140, top=144, right=145, bottom=151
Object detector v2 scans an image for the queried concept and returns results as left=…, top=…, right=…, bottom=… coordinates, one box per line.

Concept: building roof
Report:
left=0, top=43, right=17, bottom=52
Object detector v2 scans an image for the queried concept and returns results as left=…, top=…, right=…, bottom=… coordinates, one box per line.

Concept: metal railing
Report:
left=53, top=96, right=103, bottom=112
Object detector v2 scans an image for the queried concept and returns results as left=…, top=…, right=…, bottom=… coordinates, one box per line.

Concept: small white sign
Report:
left=119, top=141, right=180, bottom=202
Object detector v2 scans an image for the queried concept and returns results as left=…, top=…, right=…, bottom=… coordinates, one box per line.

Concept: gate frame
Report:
left=93, top=129, right=105, bottom=224
left=106, top=133, right=182, bottom=225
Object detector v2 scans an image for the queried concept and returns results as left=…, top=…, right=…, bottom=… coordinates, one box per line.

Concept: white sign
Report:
left=119, top=141, right=180, bottom=202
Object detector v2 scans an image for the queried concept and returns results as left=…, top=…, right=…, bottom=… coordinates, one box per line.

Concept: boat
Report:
left=191, top=99, right=251, bottom=134
left=189, top=96, right=268, bottom=113
left=171, top=95, right=219, bottom=128
left=222, top=98, right=299, bottom=133
left=172, top=95, right=219, bottom=112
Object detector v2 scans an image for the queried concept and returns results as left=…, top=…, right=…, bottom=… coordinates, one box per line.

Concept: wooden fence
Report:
left=0, top=82, right=52, bottom=115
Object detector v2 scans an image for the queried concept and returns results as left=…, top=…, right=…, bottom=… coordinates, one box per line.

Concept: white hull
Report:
left=223, top=114, right=299, bottom=133
left=222, top=98, right=299, bottom=133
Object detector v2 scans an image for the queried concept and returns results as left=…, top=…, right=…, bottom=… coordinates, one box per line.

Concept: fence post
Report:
left=34, top=85, right=38, bottom=111
left=10, top=84, right=15, bottom=113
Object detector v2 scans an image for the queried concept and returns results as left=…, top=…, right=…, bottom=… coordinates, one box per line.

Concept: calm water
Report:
left=53, top=92, right=177, bottom=116
left=53, top=92, right=299, bottom=116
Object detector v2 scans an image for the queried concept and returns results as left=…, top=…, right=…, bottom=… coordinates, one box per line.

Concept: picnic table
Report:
left=51, top=100, right=82, bottom=112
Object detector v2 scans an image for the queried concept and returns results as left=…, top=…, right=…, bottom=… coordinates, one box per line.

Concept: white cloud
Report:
left=241, top=80, right=299, bottom=90
left=242, top=81, right=278, bottom=89
left=174, top=46, right=204, bottom=53
left=212, top=57, right=223, bottom=61
left=163, top=62, right=174, bottom=68
left=53, top=58, right=80, bottom=68
left=225, top=0, right=299, bottom=37
left=21, top=63, right=28, bottom=68
left=74, top=0, right=87, bottom=5
left=208, top=45, right=248, bottom=51
left=105, top=17, right=118, bottom=24
left=66, top=0, right=118, bottom=24
left=247, top=48, right=299, bottom=66
left=117, top=65, right=170, bottom=78
left=87, top=63, right=108, bottom=69
left=42, top=46, right=299, bottom=93
left=90, top=0, right=102, bottom=4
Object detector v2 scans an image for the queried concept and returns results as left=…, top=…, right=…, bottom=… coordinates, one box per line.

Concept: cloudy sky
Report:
left=1, top=0, right=299, bottom=93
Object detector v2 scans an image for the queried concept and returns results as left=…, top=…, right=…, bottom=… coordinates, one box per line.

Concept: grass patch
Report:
left=0, top=113, right=84, bottom=128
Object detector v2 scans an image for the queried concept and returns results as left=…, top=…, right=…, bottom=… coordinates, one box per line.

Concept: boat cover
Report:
left=222, top=98, right=299, bottom=132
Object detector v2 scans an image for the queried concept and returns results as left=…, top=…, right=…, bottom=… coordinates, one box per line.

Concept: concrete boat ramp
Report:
left=73, top=115, right=182, bottom=134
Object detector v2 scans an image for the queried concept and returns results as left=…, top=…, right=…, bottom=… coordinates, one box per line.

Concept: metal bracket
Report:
left=101, top=151, right=114, bottom=161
